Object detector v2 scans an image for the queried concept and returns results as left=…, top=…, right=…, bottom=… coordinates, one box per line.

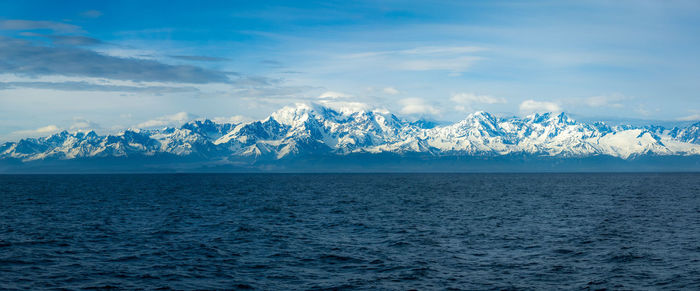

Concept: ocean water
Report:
left=1, top=174, right=699, bottom=290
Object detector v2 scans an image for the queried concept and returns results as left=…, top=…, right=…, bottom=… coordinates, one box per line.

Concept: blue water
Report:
left=1, top=173, right=699, bottom=290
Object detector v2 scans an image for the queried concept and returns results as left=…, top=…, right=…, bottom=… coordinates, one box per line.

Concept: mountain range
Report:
left=2, top=103, right=700, bottom=172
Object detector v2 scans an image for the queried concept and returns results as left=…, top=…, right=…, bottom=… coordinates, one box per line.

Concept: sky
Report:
left=1, top=0, right=699, bottom=141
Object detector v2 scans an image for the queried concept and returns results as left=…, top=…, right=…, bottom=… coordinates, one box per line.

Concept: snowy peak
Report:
left=181, top=119, right=236, bottom=139
left=675, top=122, right=700, bottom=144
left=526, top=112, right=576, bottom=126
left=269, top=103, right=317, bottom=126
left=461, top=111, right=501, bottom=134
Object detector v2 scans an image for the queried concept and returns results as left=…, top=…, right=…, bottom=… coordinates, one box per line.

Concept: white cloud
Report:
left=635, top=105, right=651, bottom=116
left=211, top=115, right=254, bottom=124
left=383, top=87, right=400, bottom=95
left=399, top=98, right=440, bottom=115
left=318, top=91, right=351, bottom=99
left=69, top=118, right=100, bottom=130
left=519, top=100, right=562, bottom=115
left=582, top=94, right=627, bottom=108
left=136, top=112, right=193, bottom=128
left=318, top=100, right=371, bottom=114
left=12, top=125, right=61, bottom=137
left=451, top=93, right=507, bottom=104
left=677, top=114, right=700, bottom=121
left=451, top=92, right=506, bottom=112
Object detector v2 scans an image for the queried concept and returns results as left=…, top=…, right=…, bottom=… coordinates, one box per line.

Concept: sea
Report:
left=1, top=173, right=699, bottom=290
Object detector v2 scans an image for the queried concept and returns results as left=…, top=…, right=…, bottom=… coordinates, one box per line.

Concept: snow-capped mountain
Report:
left=2, top=103, right=700, bottom=170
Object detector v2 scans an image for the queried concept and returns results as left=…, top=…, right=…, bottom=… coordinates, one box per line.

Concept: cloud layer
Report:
left=0, top=37, right=232, bottom=84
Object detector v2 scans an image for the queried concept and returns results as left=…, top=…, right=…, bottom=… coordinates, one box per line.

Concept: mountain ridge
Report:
left=2, top=103, right=700, bottom=171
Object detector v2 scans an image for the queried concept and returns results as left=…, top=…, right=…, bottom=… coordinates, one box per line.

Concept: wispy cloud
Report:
left=344, top=46, right=484, bottom=59
left=69, top=118, right=100, bottom=130
left=382, top=87, right=400, bottom=95
left=581, top=94, right=628, bottom=108
left=230, top=75, right=280, bottom=87
left=11, top=125, right=61, bottom=137
left=396, top=56, right=481, bottom=73
left=0, top=19, right=82, bottom=33
left=260, top=59, right=284, bottom=67
left=228, top=85, right=317, bottom=99
left=340, top=45, right=486, bottom=74
left=399, top=98, right=440, bottom=115
left=81, top=10, right=103, bottom=18
left=318, top=91, right=351, bottom=99
left=25, top=34, right=102, bottom=46
left=136, top=112, right=194, bottom=128
left=211, top=115, right=254, bottom=124
left=677, top=114, right=700, bottom=121
left=317, top=100, right=371, bottom=114
left=519, top=100, right=562, bottom=115
left=401, top=46, right=485, bottom=55
left=451, top=92, right=506, bottom=112
left=635, top=105, right=652, bottom=116
left=0, top=81, right=200, bottom=93
left=169, top=55, right=230, bottom=62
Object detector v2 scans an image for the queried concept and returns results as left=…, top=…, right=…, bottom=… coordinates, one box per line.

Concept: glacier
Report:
left=2, top=103, right=700, bottom=172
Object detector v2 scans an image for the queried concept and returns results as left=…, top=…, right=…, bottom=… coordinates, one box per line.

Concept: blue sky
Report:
left=1, top=0, right=699, bottom=140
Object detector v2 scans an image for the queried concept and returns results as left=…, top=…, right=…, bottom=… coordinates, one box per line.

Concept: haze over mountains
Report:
left=2, top=103, right=700, bottom=172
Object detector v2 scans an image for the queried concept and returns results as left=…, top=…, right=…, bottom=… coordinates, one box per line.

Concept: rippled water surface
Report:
left=1, top=173, right=699, bottom=290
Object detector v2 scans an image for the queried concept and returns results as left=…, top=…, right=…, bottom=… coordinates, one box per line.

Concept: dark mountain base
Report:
left=2, top=154, right=699, bottom=173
